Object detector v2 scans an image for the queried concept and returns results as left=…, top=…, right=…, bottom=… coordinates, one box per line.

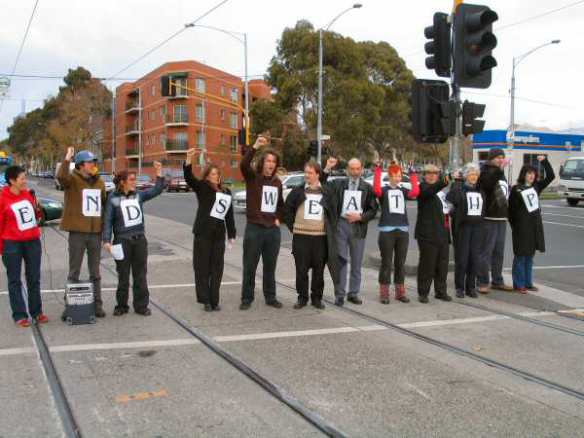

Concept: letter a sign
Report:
left=342, top=190, right=362, bottom=217
left=11, top=200, right=37, bottom=231
left=521, top=187, right=539, bottom=213
left=120, top=199, right=143, bottom=227
left=211, top=193, right=232, bottom=220
left=82, top=189, right=102, bottom=217
left=261, top=186, right=278, bottom=213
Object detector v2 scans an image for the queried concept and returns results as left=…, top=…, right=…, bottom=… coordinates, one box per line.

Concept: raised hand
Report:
left=253, top=135, right=269, bottom=150
left=185, top=148, right=197, bottom=165
left=153, top=161, right=162, bottom=176
left=537, top=155, right=546, bottom=162
left=325, top=156, right=339, bottom=170
left=65, top=147, right=74, bottom=161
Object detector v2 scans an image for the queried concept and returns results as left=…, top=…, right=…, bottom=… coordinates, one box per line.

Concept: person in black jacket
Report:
left=415, top=164, right=452, bottom=303
left=477, top=148, right=513, bottom=293
left=102, top=162, right=165, bottom=316
left=284, top=161, right=339, bottom=309
left=184, top=149, right=236, bottom=312
left=447, top=163, right=485, bottom=299
left=323, top=157, right=378, bottom=306
left=508, top=156, right=555, bottom=293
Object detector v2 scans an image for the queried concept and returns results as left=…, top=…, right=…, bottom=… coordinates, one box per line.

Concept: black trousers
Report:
left=378, top=230, right=409, bottom=285
left=193, top=236, right=225, bottom=307
left=114, top=235, right=149, bottom=311
left=417, top=239, right=449, bottom=297
left=292, top=234, right=327, bottom=303
left=453, top=223, right=484, bottom=293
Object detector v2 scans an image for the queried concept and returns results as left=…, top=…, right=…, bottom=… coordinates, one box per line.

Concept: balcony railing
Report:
left=126, top=147, right=139, bottom=156
left=125, top=101, right=140, bottom=112
left=165, top=113, right=189, bottom=125
left=165, top=140, right=189, bottom=152
left=125, top=123, right=140, bottom=135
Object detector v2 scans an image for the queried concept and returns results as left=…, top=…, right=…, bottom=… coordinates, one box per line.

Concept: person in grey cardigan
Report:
left=102, top=162, right=165, bottom=316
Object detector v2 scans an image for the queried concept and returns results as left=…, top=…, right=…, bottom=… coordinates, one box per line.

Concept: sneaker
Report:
left=466, top=290, right=479, bottom=299
left=294, top=300, right=308, bottom=309
left=311, top=300, right=325, bottom=310
left=455, top=290, right=465, bottom=299
left=526, top=286, right=539, bottom=292
left=334, top=297, right=344, bottom=307
left=347, top=295, right=363, bottom=305
left=204, top=304, right=213, bottom=312
left=240, top=302, right=251, bottom=310
left=35, top=314, right=49, bottom=324
left=266, top=300, right=283, bottom=309
left=435, top=294, right=453, bottom=302
left=135, top=308, right=152, bottom=316
left=491, top=283, right=514, bottom=292
left=15, top=319, right=30, bottom=328
left=418, top=296, right=429, bottom=304
left=379, top=284, right=390, bottom=305
left=395, top=284, right=410, bottom=303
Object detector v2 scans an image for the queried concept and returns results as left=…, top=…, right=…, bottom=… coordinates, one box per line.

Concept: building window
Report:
left=151, top=85, right=156, bottom=96
left=230, top=88, right=239, bottom=103
left=175, top=132, right=188, bottom=148
left=230, top=135, right=238, bottom=152
left=231, top=159, right=238, bottom=168
left=174, top=104, right=188, bottom=123
left=196, top=79, right=206, bottom=93
left=220, top=109, right=226, bottom=121
left=230, top=113, right=238, bottom=129
left=196, top=103, right=205, bottom=122
left=174, top=78, right=188, bottom=97
left=197, top=131, right=206, bottom=148
left=220, top=86, right=226, bottom=97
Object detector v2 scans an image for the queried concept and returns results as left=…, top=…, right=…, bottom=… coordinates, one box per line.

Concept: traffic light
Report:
left=424, top=12, right=452, bottom=78
left=410, top=79, right=453, bottom=144
left=238, top=129, right=246, bottom=146
left=453, top=3, right=498, bottom=88
left=462, top=100, right=486, bottom=136
left=160, top=76, right=175, bottom=97
left=309, top=140, right=318, bottom=158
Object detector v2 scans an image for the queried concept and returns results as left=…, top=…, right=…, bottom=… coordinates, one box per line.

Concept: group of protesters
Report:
left=1, top=137, right=555, bottom=325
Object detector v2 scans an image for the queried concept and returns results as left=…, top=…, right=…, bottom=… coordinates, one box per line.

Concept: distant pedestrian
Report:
left=57, top=147, right=107, bottom=317
left=239, top=135, right=285, bottom=310
left=415, top=164, right=452, bottom=303
left=323, top=157, right=378, bottom=306
left=184, top=149, right=236, bottom=312
left=508, top=156, right=555, bottom=293
left=0, top=166, right=47, bottom=327
left=447, top=163, right=486, bottom=299
left=102, top=161, right=165, bottom=316
left=373, top=160, right=419, bottom=304
left=284, top=161, right=339, bottom=309
left=477, top=148, right=513, bottom=293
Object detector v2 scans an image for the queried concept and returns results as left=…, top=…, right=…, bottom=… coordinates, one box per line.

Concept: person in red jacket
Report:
left=0, top=166, right=47, bottom=327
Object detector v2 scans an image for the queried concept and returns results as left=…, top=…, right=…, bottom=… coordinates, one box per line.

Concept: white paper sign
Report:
left=466, top=192, right=483, bottom=216
left=111, top=244, right=125, bottom=261
left=387, top=190, right=405, bottom=215
left=342, top=190, right=362, bottom=217
left=210, top=193, right=232, bottom=220
left=498, top=180, right=510, bottom=200
left=304, top=194, right=323, bottom=221
left=82, top=189, right=102, bottom=217
left=437, top=191, right=450, bottom=214
left=260, top=186, right=278, bottom=213
left=120, top=198, right=143, bottom=227
left=10, top=200, right=37, bottom=231
left=521, top=187, right=539, bottom=213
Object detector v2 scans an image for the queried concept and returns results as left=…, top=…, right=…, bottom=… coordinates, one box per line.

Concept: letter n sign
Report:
left=82, top=189, right=102, bottom=217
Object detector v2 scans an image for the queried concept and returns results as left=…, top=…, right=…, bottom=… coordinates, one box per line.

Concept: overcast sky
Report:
left=1, top=0, right=583, bottom=140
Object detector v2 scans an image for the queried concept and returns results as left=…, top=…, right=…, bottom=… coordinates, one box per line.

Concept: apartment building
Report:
left=103, top=60, right=271, bottom=181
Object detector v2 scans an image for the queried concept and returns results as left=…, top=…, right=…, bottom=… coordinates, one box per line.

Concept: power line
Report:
left=497, top=0, right=584, bottom=31
left=462, top=90, right=576, bottom=110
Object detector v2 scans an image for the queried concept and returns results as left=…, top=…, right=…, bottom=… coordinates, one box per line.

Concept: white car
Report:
left=233, top=173, right=306, bottom=213
left=364, top=172, right=413, bottom=191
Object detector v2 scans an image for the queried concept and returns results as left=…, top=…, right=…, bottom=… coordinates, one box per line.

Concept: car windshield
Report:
left=284, top=175, right=304, bottom=188
left=563, top=160, right=584, bottom=174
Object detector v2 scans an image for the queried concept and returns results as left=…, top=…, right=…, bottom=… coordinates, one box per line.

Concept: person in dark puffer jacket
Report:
left=447, top=163, right=486, bottom=299
left=0, top=166, right=47, bottom=327
left=373, top=160, right=419, bottom=304
left=102, top=161, right=165, bottom=316
left=508, top=156, right=555, bottom=294
left=184, top=148, right=236, bottom=312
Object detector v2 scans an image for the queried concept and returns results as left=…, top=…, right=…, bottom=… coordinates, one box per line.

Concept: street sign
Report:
left=0, top=76, right=10, bottom=98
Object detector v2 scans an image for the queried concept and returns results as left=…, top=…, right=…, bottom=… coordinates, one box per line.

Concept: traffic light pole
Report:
left=449, top=82, right=464, bottom=171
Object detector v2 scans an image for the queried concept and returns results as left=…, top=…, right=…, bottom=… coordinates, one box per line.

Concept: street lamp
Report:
left=317, top=3, right=363, bottom=163
left=507, top=39, right=560, bottom=181
left=184, top=23, right=250, bottom=146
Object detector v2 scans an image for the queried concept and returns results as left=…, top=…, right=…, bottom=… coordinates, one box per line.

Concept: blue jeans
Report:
left=2, top=239, right=42, bottom=321
left=512, top=255, right=534, bottom=289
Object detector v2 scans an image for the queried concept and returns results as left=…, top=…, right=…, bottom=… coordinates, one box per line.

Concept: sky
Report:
left=1, top=0, right=583, bottom=140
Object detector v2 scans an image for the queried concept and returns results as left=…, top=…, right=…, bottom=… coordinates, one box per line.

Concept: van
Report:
left=558, top=156, right=584, bottom=206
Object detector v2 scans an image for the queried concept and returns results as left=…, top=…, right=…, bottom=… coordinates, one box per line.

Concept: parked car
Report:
left=558, top=156, right=584, bottom=206
left=233, top=172, right=305, bottom=213
left=364, top=172, right=413, bottom=191
left=38, top=196, right=63, bottom=225
left=167, top=176, right=190, bottom=192
left=136, top=175, right=154, bottom=190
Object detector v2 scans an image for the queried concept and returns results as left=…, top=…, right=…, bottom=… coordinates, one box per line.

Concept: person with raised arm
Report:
left=239, top=135, right=285, bottom=310
left=372, top=159, right=419, bottom=304
left=102, top=161, right=165, bottom=316
left=57, top=147, right=107, bottom=317
left=183, top=149, right=236, bottom=311
left=508, top=156, right=555, bottom=294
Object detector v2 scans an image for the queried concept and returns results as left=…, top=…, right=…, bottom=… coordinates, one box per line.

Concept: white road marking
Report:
left=0, top=310, right=571, bottom=357
left=543, top=220, right=584, bottom=229
left=543, top=212, right=584, bottom=220
left=503, top=265, right=584, bottom=271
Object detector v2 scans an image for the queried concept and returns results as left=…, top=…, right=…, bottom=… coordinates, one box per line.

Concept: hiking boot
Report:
left=379, top=284, right=390, bottom=305
left=395, top=284, right=410, bottom=303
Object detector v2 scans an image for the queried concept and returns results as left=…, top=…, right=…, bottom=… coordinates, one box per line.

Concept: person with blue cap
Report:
left=57, top=147, right=107, bottom=317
